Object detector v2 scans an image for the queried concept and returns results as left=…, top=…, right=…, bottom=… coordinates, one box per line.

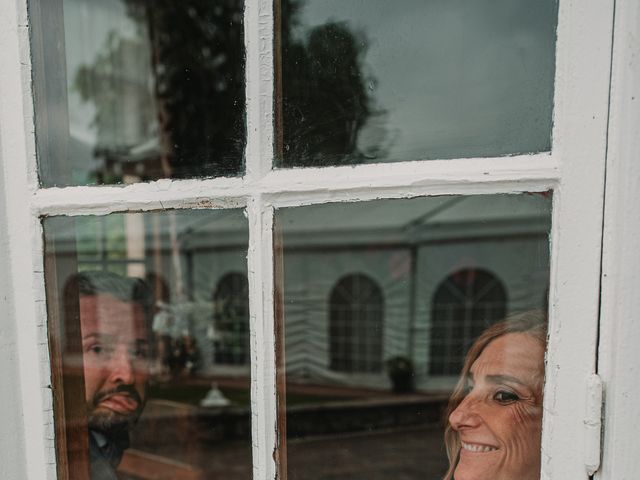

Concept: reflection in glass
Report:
left=33, top=0, right=245, bottom=186
left=275, top=194, right=551, bottom=479
left=429, top=268, right=507, bottom=375
left=330, top=274, right=384, bottom=373
left=44, top=209, right=251, bottom=479
left=278, top=0, right=557, bottom=167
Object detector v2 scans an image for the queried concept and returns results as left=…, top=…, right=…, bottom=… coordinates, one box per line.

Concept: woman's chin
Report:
left=454, top=457, right=499, bottom=480
left=454, top=461, right=539, bottom=480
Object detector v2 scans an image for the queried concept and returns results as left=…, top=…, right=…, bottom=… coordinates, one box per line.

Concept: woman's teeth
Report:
left=461, top=442, right=498, bottom=453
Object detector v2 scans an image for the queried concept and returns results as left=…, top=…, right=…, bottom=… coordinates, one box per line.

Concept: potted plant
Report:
left=385, top=356, right=415, bottom=393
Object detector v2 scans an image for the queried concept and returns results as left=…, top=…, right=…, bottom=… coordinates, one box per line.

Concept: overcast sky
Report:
left=295, top=0, right=557, bottom=162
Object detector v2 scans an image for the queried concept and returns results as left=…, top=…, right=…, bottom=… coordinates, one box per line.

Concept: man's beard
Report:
left=87, top=384, right=146, bottom=433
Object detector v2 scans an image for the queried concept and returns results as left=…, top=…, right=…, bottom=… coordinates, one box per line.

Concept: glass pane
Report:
left=277, top=0, right=557, bottom=167
left=275, top=193, right=552, bottom=479
left=43, top=209, right=252, bottom=479
left=32, top=0, right=246, bottom=186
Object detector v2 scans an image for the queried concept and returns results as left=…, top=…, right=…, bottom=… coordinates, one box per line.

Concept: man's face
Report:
left=79, top=293, right=150, bottom=432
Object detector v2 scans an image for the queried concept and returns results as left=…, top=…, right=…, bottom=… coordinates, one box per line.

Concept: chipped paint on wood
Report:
left=541, top=0, right=614, bottom=479
left=247, top=197, right=278, bottom=480
left=0, top=0, right=56, bottom=478
left=33, top=154, right=558, bottom=216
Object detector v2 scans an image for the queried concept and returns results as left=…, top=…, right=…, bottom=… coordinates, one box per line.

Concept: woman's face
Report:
left=449, top=333, right=545, bottom=480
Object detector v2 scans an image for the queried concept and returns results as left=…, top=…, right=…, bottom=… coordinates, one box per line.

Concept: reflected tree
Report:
left=75, top=0, right=383, bottom=180
left=74, top=32, right=160, bottom=184
left=281, top=0, right=387, bottom=166
left=75, top=0, right=245, bottom=182
left=123, top=0, right=246, bottom=178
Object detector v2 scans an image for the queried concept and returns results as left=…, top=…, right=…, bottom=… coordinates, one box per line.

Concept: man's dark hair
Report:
left=64, top=270, right=154, bottom=319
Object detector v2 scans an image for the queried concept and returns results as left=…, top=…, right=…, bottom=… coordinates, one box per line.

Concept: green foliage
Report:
left=124, top=0, right=246, bottom=178
left=74, top=0, right=384, bottom=178
left=280, top=1, right=386, bottom=166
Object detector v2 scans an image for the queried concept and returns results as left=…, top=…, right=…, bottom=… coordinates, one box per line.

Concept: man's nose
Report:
left=108, top=347, right=135, bottom=384
left=449, top=395, right=482, bottom=430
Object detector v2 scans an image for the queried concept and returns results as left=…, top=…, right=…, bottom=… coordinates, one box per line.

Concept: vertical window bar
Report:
left=0, top=1, right=52, bottom=477
left=273, top=203, right=287, bottom=480
left=543, top=0, right=614, bottom=477
left=247, top=197, right=278, bottom=480
left=245, top=0, right=275, bottom=179
left=273, top=0, right=283, bottom=163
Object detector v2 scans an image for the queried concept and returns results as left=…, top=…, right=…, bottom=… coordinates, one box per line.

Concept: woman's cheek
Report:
left=501, top=403, right=543, bottom=470
left=512, top=401, right=542, bottom=426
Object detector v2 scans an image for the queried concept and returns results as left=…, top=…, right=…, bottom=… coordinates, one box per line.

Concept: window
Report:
left=277, top=195, right=550, bottom=479
left=329, top=273, right=384, bottom=373
left=0, top=0, right=627, bottom=479
left=44, top=209, right=253, bottom=479
left=429, top=268, right=507, bottom=376
left=213, top=272, right=250, bottom=366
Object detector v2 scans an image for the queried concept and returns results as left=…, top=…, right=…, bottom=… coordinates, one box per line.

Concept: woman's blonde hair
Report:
left=442, top=310, right=547, bottom=480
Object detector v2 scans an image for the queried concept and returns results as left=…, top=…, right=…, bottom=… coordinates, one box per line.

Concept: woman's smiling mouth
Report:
left=461, top=441, right=499, bottom=453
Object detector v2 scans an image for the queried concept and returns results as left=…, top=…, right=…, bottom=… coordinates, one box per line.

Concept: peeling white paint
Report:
left=541, top=1, right=614, bottom=479
left=0, top=0, right=55, bottom=477
left=245, top=0, right=275, bottom=180
left=247, top=197, right=278, bottom=480
left=33, top=154, right=558, bottom=216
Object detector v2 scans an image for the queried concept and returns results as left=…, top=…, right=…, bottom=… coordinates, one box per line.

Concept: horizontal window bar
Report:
left=33, top=153, right=558, bottom=216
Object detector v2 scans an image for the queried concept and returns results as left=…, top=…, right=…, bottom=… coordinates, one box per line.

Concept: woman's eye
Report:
left=494, top=390, right=520, bottom=404
left=89, top=345, right=103, bottom=355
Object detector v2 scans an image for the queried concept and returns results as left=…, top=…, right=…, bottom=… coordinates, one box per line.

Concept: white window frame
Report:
left=596, top=0, right=640, bottom=478
left=0, top=0, right=633, bottom=479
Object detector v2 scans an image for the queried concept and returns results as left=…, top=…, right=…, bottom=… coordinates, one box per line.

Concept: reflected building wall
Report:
left=46, top=196, right=549, bottom=390
left=278, top=236, right=548, bottom=390
left=276, top=194, right=551, bottom=391
left=42, top=196, right=550, bottom=480
left=277, top=194, right=552, bottom=480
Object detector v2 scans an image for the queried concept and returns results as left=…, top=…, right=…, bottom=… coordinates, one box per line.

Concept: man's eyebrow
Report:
left=82, top=334, right=150, bottom=350
left=82, top=333, right=115, bottom=342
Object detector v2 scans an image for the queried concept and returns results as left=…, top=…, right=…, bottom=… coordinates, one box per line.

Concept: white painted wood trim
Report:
left=33, top=178, right=248, bottom=216
left=541, top=1, right=614, bottom=478
left=596, top=1, right=640, bottom=478
left=33, top=153, right=558, bottom=216
left=260, top=154, right=557, bottom=208
left=0, top=1, right=55, bottom=478
left=0, top=121, right=28, bottom=480
left=244, top=0, right=275, bottom=179
left=247, top=198, right=278, bottom=480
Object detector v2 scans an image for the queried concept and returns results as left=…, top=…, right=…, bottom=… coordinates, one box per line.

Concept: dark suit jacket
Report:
left=89, top=430, right=129, bottom=480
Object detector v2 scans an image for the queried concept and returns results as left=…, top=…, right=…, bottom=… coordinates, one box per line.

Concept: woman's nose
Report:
left=449, top=395, right=482, bottom=430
